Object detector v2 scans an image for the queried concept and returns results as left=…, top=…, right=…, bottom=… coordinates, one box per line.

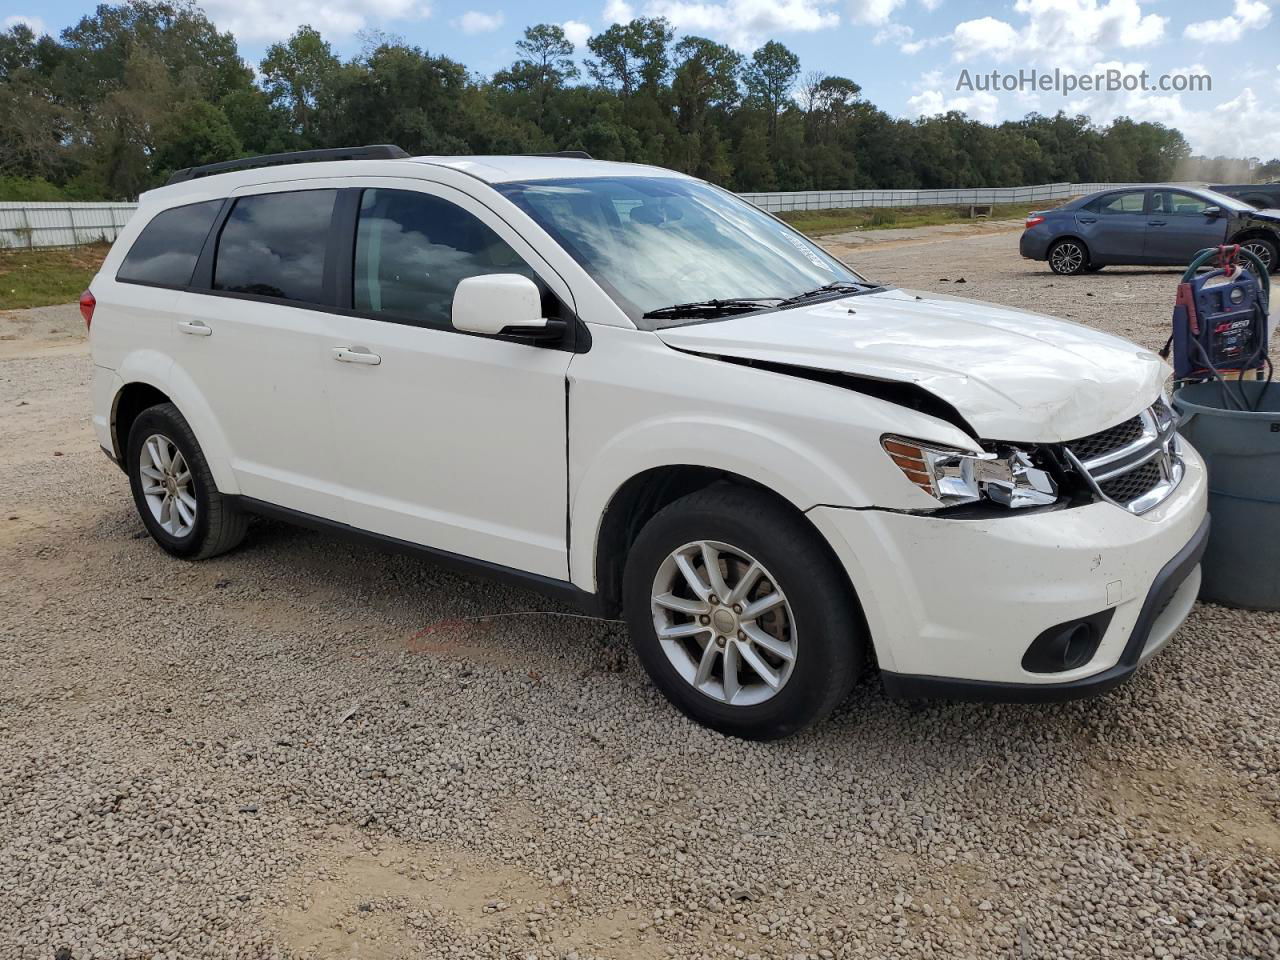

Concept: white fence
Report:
left=738, top=182, right=1135, bottom=213
left=0, top=202, right=138, bottom=249
left=1, top=182, right=1137, bottom=248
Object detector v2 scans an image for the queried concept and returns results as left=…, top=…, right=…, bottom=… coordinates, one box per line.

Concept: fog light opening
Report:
left=1022, top=611, right=1114, bottom=674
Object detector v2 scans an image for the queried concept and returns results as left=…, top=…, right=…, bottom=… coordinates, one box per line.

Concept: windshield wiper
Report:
left=642, top=297, right=781, bottom=321
left=777, top=280, right=881, bottom=307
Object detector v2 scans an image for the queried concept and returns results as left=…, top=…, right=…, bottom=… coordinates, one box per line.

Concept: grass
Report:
left=0, top=243, right=109, bottom=310
left=779, top=202, right=1051, bottom=236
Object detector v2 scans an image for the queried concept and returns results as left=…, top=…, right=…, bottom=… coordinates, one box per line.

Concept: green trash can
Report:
left=1174, top=380, right=1280, bottom=609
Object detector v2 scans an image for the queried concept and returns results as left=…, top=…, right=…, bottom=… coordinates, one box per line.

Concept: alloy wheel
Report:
left=650, top=540, right=797, bottom=706
left=1241, top=241, right=1274, bottom=272
left=139, top=433, right=197, bottom=538
left=1050, top=242, right=1085, bottom=274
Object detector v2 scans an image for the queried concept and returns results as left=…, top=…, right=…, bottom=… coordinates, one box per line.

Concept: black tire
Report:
left=1048, top=239, right=1089, bottom=275
left=1239, top=238, right=1277, bottom=275
left=127, top=403, right=247, bottom=560
left=622, top=485, right=865, bottom=740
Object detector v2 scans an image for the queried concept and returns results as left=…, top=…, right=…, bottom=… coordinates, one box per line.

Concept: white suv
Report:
left=86, top=146, right=1209, bottom=739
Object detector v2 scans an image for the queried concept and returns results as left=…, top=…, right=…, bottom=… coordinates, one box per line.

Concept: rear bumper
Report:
left=1019, top=229, right=1051, bottom=260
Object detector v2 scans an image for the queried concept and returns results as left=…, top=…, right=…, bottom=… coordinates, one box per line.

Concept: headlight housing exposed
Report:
left=882, top=436, right=1059, bottom=509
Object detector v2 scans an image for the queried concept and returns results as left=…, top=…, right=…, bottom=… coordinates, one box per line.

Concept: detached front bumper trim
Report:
left=880, top=512, right=1210, bottom=703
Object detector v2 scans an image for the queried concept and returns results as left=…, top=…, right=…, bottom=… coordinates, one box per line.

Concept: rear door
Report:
left=1075, top=190, right=1151, bottom=263
left=171, top=185, right=348, bottom=521
left=1144, top=190, right=1229, bottom=264
left=321, top=181, right=576, bottom=579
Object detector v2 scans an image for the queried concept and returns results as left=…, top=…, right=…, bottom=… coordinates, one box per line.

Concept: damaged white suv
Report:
left=87, top=147, right=1209, bottom=739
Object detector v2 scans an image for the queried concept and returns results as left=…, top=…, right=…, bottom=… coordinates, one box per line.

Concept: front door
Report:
left=1144, top=190, right=1230, bottom=264
left=323, top=183, right=575, bottom=579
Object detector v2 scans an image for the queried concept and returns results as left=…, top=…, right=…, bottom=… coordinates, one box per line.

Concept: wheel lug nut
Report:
left=699, top=615, right=710, bottom=625
left=715, top=636, right=726, bottom=647
left=732, top=604, right=743, bottom=614
left=738, top=631, right=746, bottom=642
left=709, top=595, right=719, bottom=605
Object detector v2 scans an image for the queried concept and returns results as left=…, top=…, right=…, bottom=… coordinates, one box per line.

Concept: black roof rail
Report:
left=166, top=144, right=410, bottom=185
left=529, top=151, right=594, bottom=160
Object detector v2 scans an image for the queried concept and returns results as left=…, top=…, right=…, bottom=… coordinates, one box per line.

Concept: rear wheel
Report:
left=1239, top=238, right=1277, bottom=274
left=622, top=485, right=864, bottom=740
left=1049, top=239, right=1089, bottom=275
left=127, top=403, right=247, bottom=560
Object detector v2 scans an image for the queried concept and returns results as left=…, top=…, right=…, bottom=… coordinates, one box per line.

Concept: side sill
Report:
left=228, top=496, right=609, bottom=618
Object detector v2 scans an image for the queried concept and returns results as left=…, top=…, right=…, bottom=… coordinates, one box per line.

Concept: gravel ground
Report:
left=1, top=228, right=1277, bottom=960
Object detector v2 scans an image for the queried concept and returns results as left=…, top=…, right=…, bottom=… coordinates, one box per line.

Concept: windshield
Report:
left=495, top=176, right=869, bottom=328
left=1199, top=189, right=1255, bottom=213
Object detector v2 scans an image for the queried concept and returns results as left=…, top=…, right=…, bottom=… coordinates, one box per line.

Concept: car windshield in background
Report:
left=1198, top=189, right=1255, bottom=213
left=495, top=177, right=871, bottom=328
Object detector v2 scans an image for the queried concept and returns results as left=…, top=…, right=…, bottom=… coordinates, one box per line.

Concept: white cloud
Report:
left=873, top=22, right=912, bottom=44
left=562, top=19, right=593, bottom=47
left=453, top=9, right=504, bottom=33
left=1184, top=0, right=1271, bottom=43
left=906, top=87, right=1000, bottom=123
left=200, top=0, right=431, bottom=41
left=3, top=14, right=47, bottom=33
left=951, top=0, right=1167, bottom=68
left=846, top=0, right=904, bottom=24
left=604, top=0, right=636, bottom=22
left=630, top=0, right=840, bottom=50
left=919, top=0, right=943, bottom=9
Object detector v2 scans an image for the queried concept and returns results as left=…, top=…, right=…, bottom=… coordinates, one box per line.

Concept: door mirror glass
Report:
left=452, top=274, right=547, bottom=336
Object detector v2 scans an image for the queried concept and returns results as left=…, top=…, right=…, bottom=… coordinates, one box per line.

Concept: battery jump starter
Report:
left=1164, top=244, right=1273, bottom=411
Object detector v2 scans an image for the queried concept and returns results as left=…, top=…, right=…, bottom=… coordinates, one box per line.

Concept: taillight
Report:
left=1025, top=215, right=1045, bottom=228
left=79, top=289, right=96, bottom=329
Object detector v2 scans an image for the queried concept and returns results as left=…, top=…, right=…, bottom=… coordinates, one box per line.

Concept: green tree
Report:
left=494, top=24, right=578, bottom=129
left=152, top=99, right=242, bottom=175
left=260, top=26, right=340, bottom=144
left=586, top=18, right=674, bottom=97
left=743, top=41, right=799, bottom=139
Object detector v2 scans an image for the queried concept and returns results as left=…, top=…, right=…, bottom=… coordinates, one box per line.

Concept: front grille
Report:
left=1068, top=415, right=1145, bottom=463
left=1098, top=458, right=1163, bottom=505
left=1064, top=401, right=1183, bottom=514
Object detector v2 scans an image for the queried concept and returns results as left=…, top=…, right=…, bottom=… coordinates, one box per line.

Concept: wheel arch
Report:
left=582, top=465, right=871, bottom=654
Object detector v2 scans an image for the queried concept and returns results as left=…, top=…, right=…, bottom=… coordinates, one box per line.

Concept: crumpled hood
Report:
left=656, top=286, right=1169, bottom=443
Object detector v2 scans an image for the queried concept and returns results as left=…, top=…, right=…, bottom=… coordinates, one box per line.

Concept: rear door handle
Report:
left=332, top=346, right=381, bottom=365
left=1148, top=220, right=1167, bottom=226
left=1078, top=217, right=1097, bottom=224
left=177, top=320, right=212, bottom=336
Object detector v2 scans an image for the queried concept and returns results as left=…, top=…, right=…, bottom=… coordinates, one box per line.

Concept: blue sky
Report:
left=5, top=0, right=1279, bottom=158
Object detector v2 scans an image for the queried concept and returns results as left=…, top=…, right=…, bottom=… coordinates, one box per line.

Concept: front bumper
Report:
left=806, top=443, right=1209, bottom=698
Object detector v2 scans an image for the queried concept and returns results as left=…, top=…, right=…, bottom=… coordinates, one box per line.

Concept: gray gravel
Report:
left=1, top=231, right=1277, bottom=960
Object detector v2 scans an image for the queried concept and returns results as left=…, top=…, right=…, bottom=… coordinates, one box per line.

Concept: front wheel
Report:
left=1239, top=238, right=1277, bottom=274
left=1049, top=239, right=1089, bottom=275
left=622, top=486, right=865, bottom=740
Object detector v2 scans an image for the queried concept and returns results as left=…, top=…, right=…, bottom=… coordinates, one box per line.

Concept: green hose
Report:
left=1182, top=246, right=1271, bottom=301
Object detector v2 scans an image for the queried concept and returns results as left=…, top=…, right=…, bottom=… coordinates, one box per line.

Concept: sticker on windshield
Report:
left=783, top=233, right=831, bottom=271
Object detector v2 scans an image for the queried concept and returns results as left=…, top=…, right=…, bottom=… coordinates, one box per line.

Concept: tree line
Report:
left=1, top=1, right=1272, bottom=202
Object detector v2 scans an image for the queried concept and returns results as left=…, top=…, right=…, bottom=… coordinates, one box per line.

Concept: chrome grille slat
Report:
left=1064, top=400, right=1184, bottom=514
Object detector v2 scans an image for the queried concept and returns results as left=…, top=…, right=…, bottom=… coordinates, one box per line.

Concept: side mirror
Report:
left=452, top=274, right=562, bottom=338
left=1204, top=205, right=1222, bottom=219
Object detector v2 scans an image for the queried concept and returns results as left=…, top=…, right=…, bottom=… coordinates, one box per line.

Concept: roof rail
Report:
left=166, top=144, right=410, bottom=185
left=530, top=151, right=594, bottom=160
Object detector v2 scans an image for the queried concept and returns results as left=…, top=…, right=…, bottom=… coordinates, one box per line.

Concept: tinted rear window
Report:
left=213, top=190, right=337, bottom=303
left=116, top=200, right=222, bottom=287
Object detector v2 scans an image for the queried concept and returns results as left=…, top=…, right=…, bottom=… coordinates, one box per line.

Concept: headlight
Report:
left=881, top=436, right=1059, bottom=509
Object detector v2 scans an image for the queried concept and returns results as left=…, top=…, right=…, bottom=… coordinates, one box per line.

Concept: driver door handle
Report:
left=1148, top=220, right=1167, bottom=226
left=332, top=346, right=381, bottom=365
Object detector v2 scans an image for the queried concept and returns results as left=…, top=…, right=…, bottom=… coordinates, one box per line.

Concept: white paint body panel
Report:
left=656, top=286, right=1170, bottom=443
left=88, top=155, right=1209, bottom=693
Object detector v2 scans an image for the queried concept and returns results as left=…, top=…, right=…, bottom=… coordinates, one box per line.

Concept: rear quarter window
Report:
left=116, top=200, right=223, bottom=287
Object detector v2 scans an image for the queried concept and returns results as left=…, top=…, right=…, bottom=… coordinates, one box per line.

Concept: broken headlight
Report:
left=881, top=436, right=1059, bottom=509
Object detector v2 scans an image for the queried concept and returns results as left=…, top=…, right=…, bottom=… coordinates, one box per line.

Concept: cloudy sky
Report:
left=6, top=0, right=1279, bottom=158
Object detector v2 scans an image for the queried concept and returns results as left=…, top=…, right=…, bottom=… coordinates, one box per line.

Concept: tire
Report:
left=1084, top=263, right=1105, bottom=273
left=1238, top=238, right=1277, bottom=274
left=622, top=485, right=865, bottom=740
left=1049, top=239, right=1089, bottom=275
left=127, top=403, right=247, bottom=560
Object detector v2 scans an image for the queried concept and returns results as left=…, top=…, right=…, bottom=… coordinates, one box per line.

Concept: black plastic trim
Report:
left=228, top=496, right=607, bottom=617
left=166, top=145, right=409, bottom=184
left=880, top=512, right=1210, bottom=702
